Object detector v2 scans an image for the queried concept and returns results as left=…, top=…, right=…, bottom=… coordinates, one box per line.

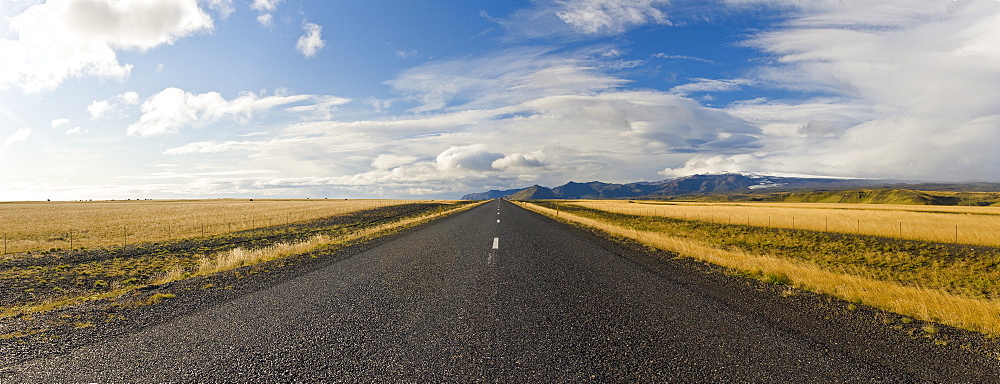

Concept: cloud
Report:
left=127, top=88, right=318, bottom=137
left=496, top=0, right=672, bottom=40
left=2, top=128, right=31, bottom=148
left=652, top=53, right=716, bottom=64
left=296, top=22, right=326, bottom=58
left=436, top=145, right=504, bottom=172
left=87, top=100, right=112, bottom=120
left=669, top=78, right=756, bottom=95
left=250, top=0, right=283, bottom=27
left=386, top=47, right=630, bottom=112
left=66, top=126, right=86, bottom=135
left=372, top=154, right=420, bottom=170
left=492, top=153, right=544, bottom=170
left=0, top=0, right=219, bottom=93
left=661, top=0, right=1000, bottom=182
left=161, top=51, right=758, bottom=195
left=50, top=118, right=71, bottom=129
left=555, top=0, right=671, bottom=35
left=88, top=91, right=142, bottom=120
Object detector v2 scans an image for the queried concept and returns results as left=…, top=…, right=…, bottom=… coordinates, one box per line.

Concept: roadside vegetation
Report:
left=0, top=200, right=479, bottom=319
left=520, top=200, right=1000, bottom=335
left=0, top=199, right=411, bottom=254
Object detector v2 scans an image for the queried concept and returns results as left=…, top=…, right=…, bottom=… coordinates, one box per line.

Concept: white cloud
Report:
left=88, top=91, right=142, bottom=120
left=555, top=0, right=671, bottom=35
left=257, top=13, right=273, bottom=27
left=652, top=53, right=716, bottom=64
left=372, top=154, right=419, bottom=170
left=87, top=100, right=112, bottom=120
left=492, top=153, right=544, bottom=170
left=669, top=78, right=756, bottom=95
left=662, top=0, right=1000, bottom=182
left=436, top=145, right=504, bottom=172
left=66, top=126, right=85, bottom=135
left=251, top=0, right=283, bottom=12
left=127, top=88, right=317, bottom=137
left=296, top=22, right=326, bottom=58
left=2, top=128, right=31, bottom=148
left=250, top=0, right=283, bottom=27
left=0, top=0, right=218, bottom=93
left=386, top=47, right=630, bottom=112
left=50, top=118, right=71, bottom=129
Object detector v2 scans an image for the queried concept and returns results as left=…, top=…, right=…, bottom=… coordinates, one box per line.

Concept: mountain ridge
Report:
left=462, top=173, right=1000, bottom=205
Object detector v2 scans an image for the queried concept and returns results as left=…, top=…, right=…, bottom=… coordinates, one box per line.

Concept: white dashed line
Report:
left=492, top=237, right=499, bottom=250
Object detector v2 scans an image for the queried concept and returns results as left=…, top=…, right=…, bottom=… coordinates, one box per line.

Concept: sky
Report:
left=1, top=0, right=999, bottom=200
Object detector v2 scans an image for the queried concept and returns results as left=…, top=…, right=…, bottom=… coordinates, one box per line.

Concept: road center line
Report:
left=492, top=237, right=499, bottom=250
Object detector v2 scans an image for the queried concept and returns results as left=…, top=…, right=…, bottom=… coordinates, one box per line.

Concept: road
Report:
left=4, top=200, right=999, bottom=382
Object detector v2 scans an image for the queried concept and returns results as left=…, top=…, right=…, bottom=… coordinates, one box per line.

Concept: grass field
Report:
left=0, top=199, right=415, bottom=254
left=524, top=200, right=1000, bottom=335
left=0, top=199, right=480, bottom=319
left=570, top=200, right=1000, bottom=247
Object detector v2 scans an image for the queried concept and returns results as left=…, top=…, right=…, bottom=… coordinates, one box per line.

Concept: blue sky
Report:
left=1, top=0, right=999, bottom=200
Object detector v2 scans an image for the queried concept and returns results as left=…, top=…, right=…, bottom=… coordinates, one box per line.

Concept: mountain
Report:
left=506, top=185, right=560, bottom=200
left=461, top=173, right=882, bottom=200
left=461, top=188, right=526, bottom=200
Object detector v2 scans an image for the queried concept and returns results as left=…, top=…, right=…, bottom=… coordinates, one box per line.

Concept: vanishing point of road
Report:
left=5, top=200, right=999, bottom=382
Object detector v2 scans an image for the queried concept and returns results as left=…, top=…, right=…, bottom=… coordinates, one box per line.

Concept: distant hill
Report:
left=462, top=173, right=871, bottom=200
left=461, top=173, right=1000, bottom=206
left=507, top=185, right=560, bottom=200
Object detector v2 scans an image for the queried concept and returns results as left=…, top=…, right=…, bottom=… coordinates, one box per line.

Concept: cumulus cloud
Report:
left=163, top=50, right=760, bottom=195
left=492, top=153, right=544, bottom=170
left=296, top=22, right=326, bottom=58
left=436, top=145, right=504, bottom=172
left=0, top=0, right=218, bottom=93
left=250, top=0, right=283, bottom=27
left=127, top=88, right=317, bottom=136
left=88, top=91, right=142, bottom=120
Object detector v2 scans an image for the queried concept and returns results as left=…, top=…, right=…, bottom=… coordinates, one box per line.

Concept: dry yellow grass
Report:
left=2, top=200, right=484, bottom=318
left=520, top=201, right=1000, bottom=335
left=0, top=199, right=424, bottom=254
left=153, top=200, right=484, bottom=286
left=569, top=200, right=1000, bottom=246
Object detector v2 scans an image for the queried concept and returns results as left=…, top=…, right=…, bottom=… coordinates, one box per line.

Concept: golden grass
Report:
left=0, top=199, right=426, bottom=254
left=0, top=200, right=483, bottom=319
left=188, top=200, right=483, bottom=279
left=569, top=200, right=1000, bottom=246
left=520, top=201, right=1000, bottom=335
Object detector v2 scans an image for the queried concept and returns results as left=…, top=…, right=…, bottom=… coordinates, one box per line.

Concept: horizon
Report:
left=2, top=1, right=999, bottom=201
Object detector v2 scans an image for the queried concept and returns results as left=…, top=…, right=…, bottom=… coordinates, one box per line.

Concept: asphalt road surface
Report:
left=5, top=200, right=999, bottom=382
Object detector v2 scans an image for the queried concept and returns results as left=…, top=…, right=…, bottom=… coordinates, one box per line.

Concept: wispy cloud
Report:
left=652, top=53, right=716, bottom=64
left=666, top=0, right=1000, bottom=181
left=669, top=78, right=756, bottom=95
left=127, top=88, right=324, bottom=137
